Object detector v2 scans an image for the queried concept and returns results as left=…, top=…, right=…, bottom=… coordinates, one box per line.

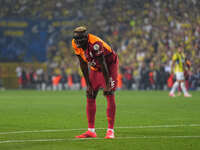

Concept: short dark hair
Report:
left=73, top=26, right=87, bottom=33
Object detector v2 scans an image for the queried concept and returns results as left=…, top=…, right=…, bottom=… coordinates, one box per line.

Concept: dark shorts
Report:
left=89, top=57, right=118, bottom=91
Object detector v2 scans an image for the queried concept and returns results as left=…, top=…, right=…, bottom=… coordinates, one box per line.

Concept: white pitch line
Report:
left=71, top=135, right=200, bottom=141
left=0, top=139, right=64, bottom=144
left=116, top=124, right=200, bottom=129
left=0, top=128, right=86, bottom=135
left=0, top=124, right=200, bottom=135
left=1, top=136, right=200, bottom=144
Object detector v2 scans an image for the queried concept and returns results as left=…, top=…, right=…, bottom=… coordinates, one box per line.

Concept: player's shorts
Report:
left=175, top=72, right=185, bottom=81
left=89, top=56, right=118, bottom=91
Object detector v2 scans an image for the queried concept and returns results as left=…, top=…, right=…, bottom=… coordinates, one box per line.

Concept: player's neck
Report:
left=82, top=43, right=88, bottom=51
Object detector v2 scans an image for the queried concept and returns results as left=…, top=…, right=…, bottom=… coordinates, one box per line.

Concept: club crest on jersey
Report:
left=93, top=44, right=100, bottom=51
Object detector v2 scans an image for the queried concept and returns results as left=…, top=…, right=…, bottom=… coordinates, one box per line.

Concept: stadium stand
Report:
left=0, top=0, right=200, bottom=90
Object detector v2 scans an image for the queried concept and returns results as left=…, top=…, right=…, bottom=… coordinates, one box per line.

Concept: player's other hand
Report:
left=103, top=85, right=112, bottom=96
left=87, top=85, right=94, bottom=97
left=104, top=85, right=112, bottom=92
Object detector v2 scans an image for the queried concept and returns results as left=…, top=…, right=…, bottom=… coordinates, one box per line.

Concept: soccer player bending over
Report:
left=72, top=26, right=118, bottom=138
left=169, top=44, right=192, bottom=97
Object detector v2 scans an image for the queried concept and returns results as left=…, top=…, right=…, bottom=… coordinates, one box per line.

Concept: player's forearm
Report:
left=77, top=55, right=91, bottom=86
left=80, top=62, right=91, bottom=86
left=98, top=56, right=110, bottom=87
left=102, top=67, right=110, bottom=87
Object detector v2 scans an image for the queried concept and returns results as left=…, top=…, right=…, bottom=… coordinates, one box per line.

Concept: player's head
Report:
left=73, top=26, right=88, bottom=48
left=177, top=44, right=183, bottom=53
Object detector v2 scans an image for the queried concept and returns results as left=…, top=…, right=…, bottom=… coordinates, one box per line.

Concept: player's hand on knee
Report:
left=104, top=85, right=111, bottom=92
left=103, top=85, right=113, bottom=96
left=86, top=85, right=94, bottom=98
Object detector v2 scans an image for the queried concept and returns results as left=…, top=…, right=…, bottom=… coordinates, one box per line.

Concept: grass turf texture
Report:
left=0, top=90, right=200, bottom=150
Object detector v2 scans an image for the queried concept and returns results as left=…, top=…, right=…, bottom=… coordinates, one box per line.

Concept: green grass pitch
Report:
left=0, top=90, right=200, bottom=150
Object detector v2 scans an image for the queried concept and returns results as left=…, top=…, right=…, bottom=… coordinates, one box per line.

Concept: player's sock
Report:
left=107, top=128, right=114, bottom=132
left=88, top=128, right=95, bottom=133
left=86, top=98, right=96, bottom=129
left=170, top=81, right=178, bottom=94
left=180, top=82, right=190, bottom=95
left=106, top=95, right=116, bottom=129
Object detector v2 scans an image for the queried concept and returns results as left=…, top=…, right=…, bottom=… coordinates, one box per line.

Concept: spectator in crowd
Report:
left=139, top=63, right=149, bottom=90
left=21, top=68, right=27, bottom=89
left=122, top=66, right=134, bottom=90
left=35, top=68, right=44, bottom=90
left=155, top=64, right=167, bottom=90
left=59, top=68, right=68, bottom=90
left=16, top=65, right=22, bottom=89
left=71, top=70, right=81, bottom=90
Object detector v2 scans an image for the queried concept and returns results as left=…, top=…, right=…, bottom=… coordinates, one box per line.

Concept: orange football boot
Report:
left=105, top=130, right=115, bottom=139
left=75, top=131, right=97, bottom=138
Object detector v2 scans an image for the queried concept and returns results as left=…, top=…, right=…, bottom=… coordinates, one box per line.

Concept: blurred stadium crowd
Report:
left=1, top=0, right=200, bottom=90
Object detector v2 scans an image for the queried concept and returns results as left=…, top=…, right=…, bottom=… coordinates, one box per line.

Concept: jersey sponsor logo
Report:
left=88, top=59, right=96, bottom=67
left=89, top=51, right=93, bottom=58
left=176, top=56, right=184, bottom=65
left=181, top=56, right=184, bottom=63
left=93, top=44, right=100, bottom=51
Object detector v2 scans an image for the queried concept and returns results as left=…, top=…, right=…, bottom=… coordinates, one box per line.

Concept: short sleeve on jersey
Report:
left=72, top=39, right=81, bottom=55
left=93, top=41, right=104, bottom=57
